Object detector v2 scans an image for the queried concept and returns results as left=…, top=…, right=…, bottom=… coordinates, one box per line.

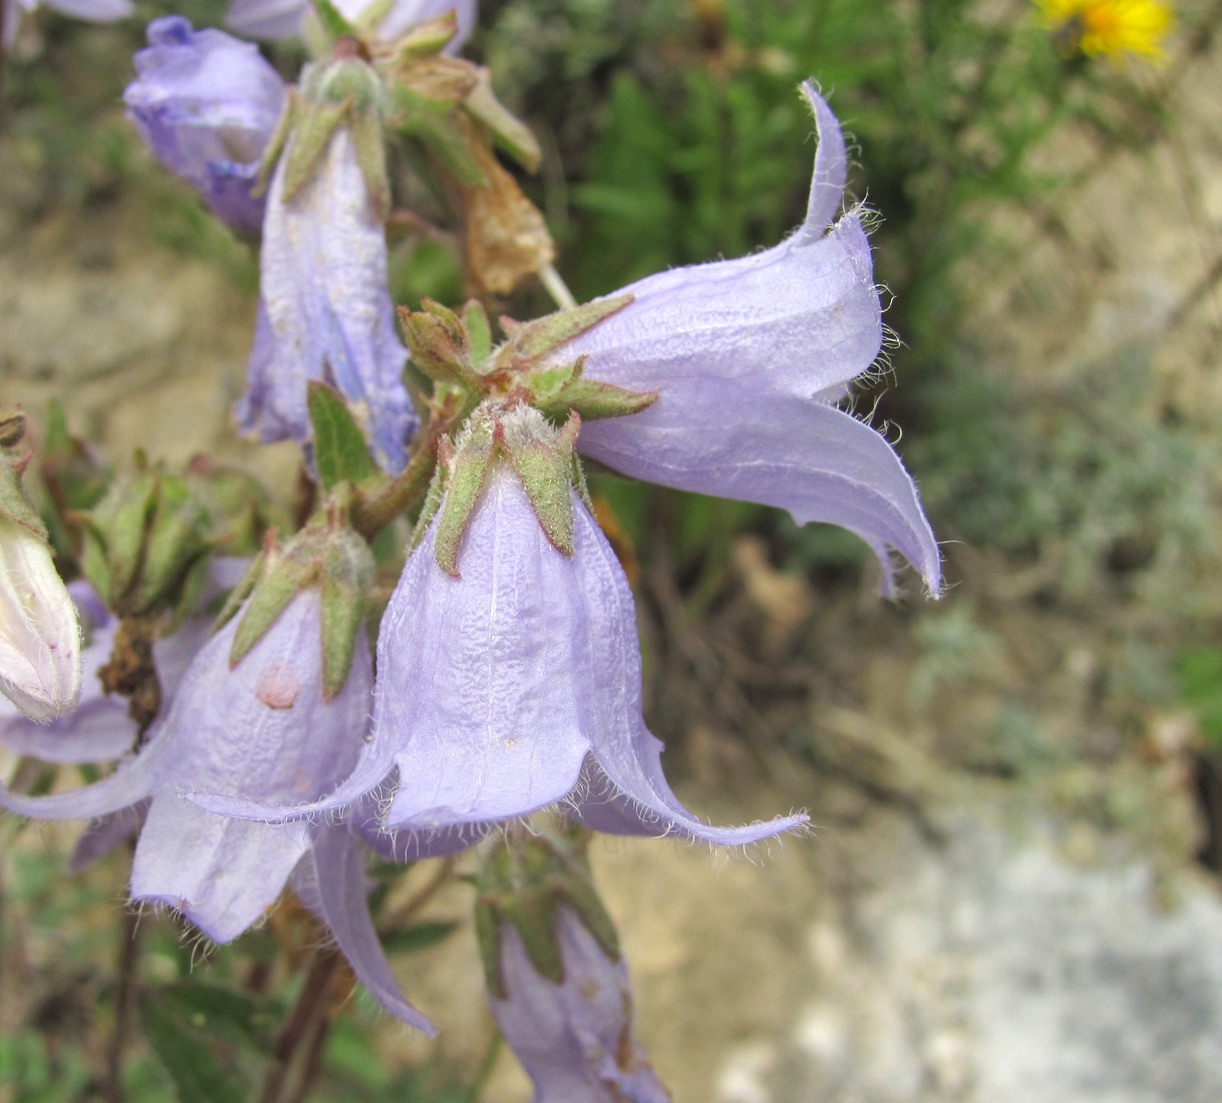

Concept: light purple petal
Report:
left=562, top=503, right=807, bottom=845
left=543, top=85, right=939, bottom=594
left=801, top=83, right=848, bottom=238
left=581, top=395, right=940, bottom=596
left=560, top=215, right=880, bottom=403
left=124, top=17, right=286, bottom=235
left=492, top=909, right=670, bottom=1103
left=45, top=0, right=132, bottom=18
left=0, top=727, right=172, bottom=819
left=236, top=127, right=414, bottom=473
left=131, top=797, right=312, bottom=943
left=292, top=826, right=436, bottom=1032
left=70, top=800, right=148, bottom=873
left=227, top=0, right=477, bottom=51
left=224, top=0, right=304, bottom=39
left=353, top=789, right=490, bottom=860
left=375, top=471, right=594, bottom=829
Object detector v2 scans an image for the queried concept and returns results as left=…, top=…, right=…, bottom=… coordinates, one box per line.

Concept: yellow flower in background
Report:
left=1036, top=0, right=1174, bottom=62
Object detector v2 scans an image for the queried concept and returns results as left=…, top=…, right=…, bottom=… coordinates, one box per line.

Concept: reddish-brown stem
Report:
left=104, top=896, right=143, bottom=1103
left=257, top=947, right=344, bottom=1103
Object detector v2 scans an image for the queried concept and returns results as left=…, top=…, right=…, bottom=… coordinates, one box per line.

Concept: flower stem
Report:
left=350, top=396, right=462, bottom=538
left=256, top=945, right=344, bottom=1103
left=540, top=263, right=578, bottom=311
left=104, top=887, right=143, bottom=1103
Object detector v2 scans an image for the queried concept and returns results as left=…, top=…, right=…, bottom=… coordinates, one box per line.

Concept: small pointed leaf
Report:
left=309, top=381, right=376, bottom=490
left=433, top=423, right=495, bottom=576
left=463, top=69, right=542, bottom=171
left=507, top=295, right=634, bottom=361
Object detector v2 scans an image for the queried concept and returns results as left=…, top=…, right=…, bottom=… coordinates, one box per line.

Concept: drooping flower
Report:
left=1035, top=0, right=1173, bottom=62
left=490, top=908, right=671, bottom=1103
left=225, top=0, right=477, bottom=50
left=196, top=432, right=808, bottom=845
left=235, top=124, right=414, bottom=473
left=0, top=513, right=80, bottom=723
left=4, top=0, right=132, bottom=48
left=124, top=16, right=287, bottom=235
left=543, top=84, right=940, bottom=597
left=0, top=589, right=435, bottom=1029
left=477, top=831, right=671, bottom=1103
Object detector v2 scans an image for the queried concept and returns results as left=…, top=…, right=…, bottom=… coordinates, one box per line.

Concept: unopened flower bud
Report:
left=476, top=830, right=671, bottom=1103
left=77, top=467, right=212, bottom=619
left=0, top=515, right=80, bottom=723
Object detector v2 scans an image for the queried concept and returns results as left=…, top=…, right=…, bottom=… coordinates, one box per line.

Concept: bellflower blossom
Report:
left=0, top=590, right=434, bottom=1029
left=197, top=460, right=808, bottom=845
left=548, top=84, right=940, bottom=597
left=235, top=126, right=415, bottom=474
left=491, top=908, right=670, bottom=1103
left=0, top=514, right=80, bottom=722
left=124, top=17, right=287, bottom=236
left=4, top=0, right=132, bottom=48
left=226, top=0, right=477, bottom=49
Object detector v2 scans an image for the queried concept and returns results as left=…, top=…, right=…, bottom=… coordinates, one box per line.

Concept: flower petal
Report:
left=566, top=504, right=808, bottom=844
left=292, top=826, right=436, bottom=1032
left=70, top=800, right=149, bottom=873
left=491, top=908, right=671, bottom=1103
left=236, top=128, right=414, bottom=473
left=582, top=396, right=939, bottom=595
left=560, top=214, right=880, bottom=404
left=131, top=796, right=311, bottom=943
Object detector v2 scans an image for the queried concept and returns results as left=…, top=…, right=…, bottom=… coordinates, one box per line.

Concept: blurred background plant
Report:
left=4, top=0, right=1222, bottom=1100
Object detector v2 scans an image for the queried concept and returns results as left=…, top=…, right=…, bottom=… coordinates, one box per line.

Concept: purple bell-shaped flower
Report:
left=0, top=588, right=435, bottom=1030
left=124, top=17, right=287, bottom=236
left=549, top=84, right=940, bottom=596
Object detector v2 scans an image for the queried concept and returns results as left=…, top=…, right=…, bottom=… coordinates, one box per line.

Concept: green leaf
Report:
left=379, top=920, right=461, bottom=956
left=1178, top=648, right=1222, bottom=749
left=140, top=993, right=244, bottom=1103
left=309, top=381, right=376, bottom=490
left=156, top=983, right=278, bottom=1052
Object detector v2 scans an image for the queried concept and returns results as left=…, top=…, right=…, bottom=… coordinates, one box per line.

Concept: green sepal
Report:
left=474, top=896, right=505, bottom=997
left=385, top=10, right=459, bottom=62
left=501, top=294, right=633, bottom=362
left=474, top=827, right=621, bottom=1001
left=0, top=427, right=47, bottom=539
left=133, top=475, right=211, bottom=615
left=462, top=300, right=493, bottom=367
left=254, top=95, right=298, bottom=196
left=533, top=367, right=658, bottom=423
left=318, top=526, right=374, bottom=699
left=309, top=381, right=377, bottom=490
left=85, top=475, right=157, bottom=605
left=280, top=97, right=350, bottom=202
left=463, top=68, right=541, bottom=172
left=310, top=0, right=359, bottom=41
left=502, top=413, right=576, bottom=557
left=433, top=418, right=495, bottom=577
left=349, top=105, right=391, bottom=219
left=229, top=548, right=315, bottom=669
left=211, top=549, right=265, bottom=637
left=408, top=460, right=447, bottom=556
left=388, top=86, right=486, bottom=187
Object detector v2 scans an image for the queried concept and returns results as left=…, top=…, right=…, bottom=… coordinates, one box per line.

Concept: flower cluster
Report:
left=2, top=5, right=941, bottom=1096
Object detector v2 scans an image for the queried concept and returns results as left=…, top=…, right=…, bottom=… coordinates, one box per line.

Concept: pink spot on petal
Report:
left=256, top=663, right=299, bottom=709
